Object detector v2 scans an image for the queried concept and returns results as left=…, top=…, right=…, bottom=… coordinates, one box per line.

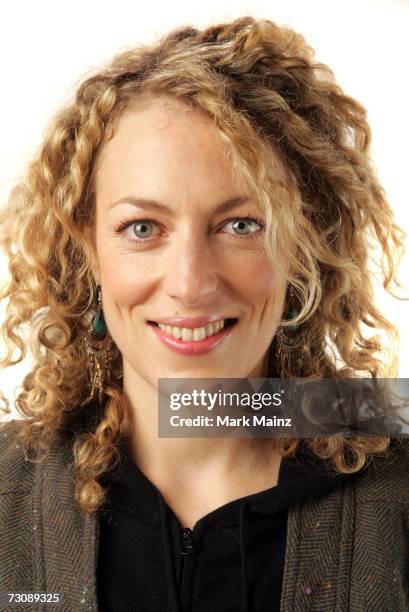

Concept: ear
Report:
left=83, top=225, right=101, bottom=286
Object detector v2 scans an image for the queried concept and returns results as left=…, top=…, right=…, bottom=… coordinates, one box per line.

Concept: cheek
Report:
left=98, top=251, right=153, bottom=307
left=235, top=255, right=285, bottom=306
left=96, top=237, right=287, bottom=317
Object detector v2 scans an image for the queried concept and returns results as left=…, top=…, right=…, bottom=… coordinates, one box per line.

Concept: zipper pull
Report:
left=181, top=527, right=194, bottom=555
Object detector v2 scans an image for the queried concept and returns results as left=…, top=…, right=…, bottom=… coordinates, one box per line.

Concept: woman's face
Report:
left=90, top=96, right=288, bottom=383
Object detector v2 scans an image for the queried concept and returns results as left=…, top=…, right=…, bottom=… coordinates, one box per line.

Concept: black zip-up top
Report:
left=97, top=449, right=351, bottom=611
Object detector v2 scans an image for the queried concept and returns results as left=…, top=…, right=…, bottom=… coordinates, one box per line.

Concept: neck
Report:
left=121, top=359, right=280, bottom=487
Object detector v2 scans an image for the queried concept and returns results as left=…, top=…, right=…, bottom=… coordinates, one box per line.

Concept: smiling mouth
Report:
left=148, top=318, right=238, bottom=327
left=147, top=318, right=238, bottom=341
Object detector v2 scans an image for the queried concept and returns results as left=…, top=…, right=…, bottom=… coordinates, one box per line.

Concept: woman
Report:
left=0, top=16, right=408, bottom=612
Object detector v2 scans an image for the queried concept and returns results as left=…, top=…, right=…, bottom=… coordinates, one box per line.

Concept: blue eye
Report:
left=115, top=215, right=265, bottom=244
left=224, top=217, right=264, bottom=236
left=131, top=221, right=155, bottom=239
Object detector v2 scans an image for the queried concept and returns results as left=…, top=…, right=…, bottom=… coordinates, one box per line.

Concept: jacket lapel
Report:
left=32, top=438, right=99, bottom=611
left=280, top=482, right=354, bottom=611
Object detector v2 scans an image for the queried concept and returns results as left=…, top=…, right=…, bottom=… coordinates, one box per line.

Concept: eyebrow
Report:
left=108, top=195, right=251, bottom=216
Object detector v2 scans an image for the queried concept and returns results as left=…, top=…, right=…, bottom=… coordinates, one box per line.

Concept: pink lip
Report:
left=148, top=321, right=236, bottom=355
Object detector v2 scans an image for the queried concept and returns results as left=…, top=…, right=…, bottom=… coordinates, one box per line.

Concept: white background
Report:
left=0, top=0, right=408, bottom=415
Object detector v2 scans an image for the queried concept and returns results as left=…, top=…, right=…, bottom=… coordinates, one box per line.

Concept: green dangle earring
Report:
left=83, top=284, right=113, bottom=404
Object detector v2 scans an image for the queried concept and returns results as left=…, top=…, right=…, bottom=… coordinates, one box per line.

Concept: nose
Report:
left=162, top=232, right=219, bottom=307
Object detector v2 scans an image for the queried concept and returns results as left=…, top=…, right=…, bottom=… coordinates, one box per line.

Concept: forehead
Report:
left=133, top=96, right=198, bottom=127
left=93, top=94, right=291, bottom=206
left=94, top=96, right=239, bottom=195
left=102, top=95, right=226, bottom=147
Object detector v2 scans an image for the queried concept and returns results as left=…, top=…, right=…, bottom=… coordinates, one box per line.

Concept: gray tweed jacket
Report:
left=0, top=419, right=408, bottom=612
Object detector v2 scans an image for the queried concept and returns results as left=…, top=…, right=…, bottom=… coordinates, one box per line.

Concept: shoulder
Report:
left=0, top=417, right=78, bottom=506
left=0, top=406, right=101, bottom=489
left=0, top=419, right=36, bottom=493
left=352, top=438, right=409, bottom=505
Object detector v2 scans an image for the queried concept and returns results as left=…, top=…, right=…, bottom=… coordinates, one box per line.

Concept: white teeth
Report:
left=172, top=326, right=182, bottom=339
left=193, top=327, right=206, bottom=341
left=182, top=328, right=194, bottom=342
left=157, top=319, right=227, bottom=341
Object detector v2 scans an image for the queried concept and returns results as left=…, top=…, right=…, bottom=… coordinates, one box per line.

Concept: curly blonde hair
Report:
left=0, top=16, right=406, bottom=514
